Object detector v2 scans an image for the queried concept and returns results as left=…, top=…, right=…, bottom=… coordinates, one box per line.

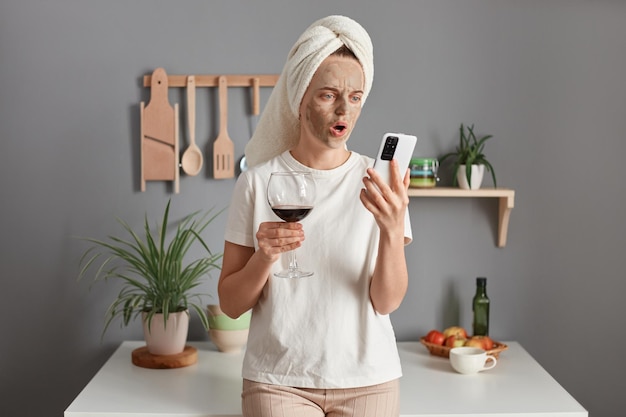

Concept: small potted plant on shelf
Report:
left=78, top=199, right=223, bottom=356
left=439, top=123, right=497, bottom=190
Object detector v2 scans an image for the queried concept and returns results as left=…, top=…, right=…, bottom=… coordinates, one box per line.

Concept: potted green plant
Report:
left=78, top=199, right=223, bottom=355
left=439, top=123, right=497, bottom=190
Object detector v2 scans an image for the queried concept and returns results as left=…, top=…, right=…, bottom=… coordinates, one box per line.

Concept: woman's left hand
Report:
left=360, top=159, right=411, bottom=315
left=360, top=159, right=410, bottom=235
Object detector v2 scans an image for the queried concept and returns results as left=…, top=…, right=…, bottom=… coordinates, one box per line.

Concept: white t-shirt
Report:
left=224, top=150, right=412, bottom=388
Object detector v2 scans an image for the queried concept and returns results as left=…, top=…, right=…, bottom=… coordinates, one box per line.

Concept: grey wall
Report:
left=1, top=1, right=624, bottom=416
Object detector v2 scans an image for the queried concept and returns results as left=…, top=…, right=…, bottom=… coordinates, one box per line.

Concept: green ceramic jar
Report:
left=410, top=157, right=439, bottom=188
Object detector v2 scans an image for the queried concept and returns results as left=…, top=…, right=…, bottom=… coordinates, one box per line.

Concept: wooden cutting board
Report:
left=131, top=345, right=197, bottom=369
left=140, top=67, right=179, bottom=193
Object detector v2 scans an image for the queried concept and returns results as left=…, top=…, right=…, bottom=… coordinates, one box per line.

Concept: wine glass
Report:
left=267, top=171, right=316, bottom=278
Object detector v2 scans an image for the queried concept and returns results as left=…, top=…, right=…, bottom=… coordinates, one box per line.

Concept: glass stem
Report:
left=288, top=250, right=299, bottom=272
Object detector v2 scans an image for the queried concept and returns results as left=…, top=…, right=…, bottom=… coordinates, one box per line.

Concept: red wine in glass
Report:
left=271, top=205, right=313, bottom=222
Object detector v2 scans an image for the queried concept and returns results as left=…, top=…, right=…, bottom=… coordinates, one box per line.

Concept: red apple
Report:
left=445, top=335, right=467, bottom=348
left=424, top=329, right=446, bottom=345
left=480, top=336, right=495, bottom=350
left=443, top=326, right=468, bottom=339
left=464, top=338, right=485, bottom=349
left=465, top=335, right=495, bottom=350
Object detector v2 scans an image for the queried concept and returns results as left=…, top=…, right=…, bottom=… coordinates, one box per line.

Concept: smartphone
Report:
left=372, top=133, right=417, bottom=186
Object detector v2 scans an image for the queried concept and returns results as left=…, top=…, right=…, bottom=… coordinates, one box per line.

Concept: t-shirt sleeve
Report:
left=224, top=173, right=256, bottom=248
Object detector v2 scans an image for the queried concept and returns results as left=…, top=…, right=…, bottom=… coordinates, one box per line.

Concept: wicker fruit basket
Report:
left=419, top=337, right=508, bottom=359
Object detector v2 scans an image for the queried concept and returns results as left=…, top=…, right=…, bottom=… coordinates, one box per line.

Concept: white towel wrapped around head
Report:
left=244, top=15, right=374, bottom=167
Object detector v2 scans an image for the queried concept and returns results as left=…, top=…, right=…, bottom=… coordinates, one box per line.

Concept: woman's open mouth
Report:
left=330, top=122, right=349, bottom=137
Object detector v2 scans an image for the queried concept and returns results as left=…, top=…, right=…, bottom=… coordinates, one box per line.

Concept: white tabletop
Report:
left=65, top=341, right=587, bottom=417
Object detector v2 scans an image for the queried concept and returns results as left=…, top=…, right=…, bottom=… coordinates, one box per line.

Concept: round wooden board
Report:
left=131, top=345, right=198, bottom=369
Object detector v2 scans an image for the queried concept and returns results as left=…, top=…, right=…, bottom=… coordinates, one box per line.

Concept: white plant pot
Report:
left=142, top=310, right=189, bottom=355
left=457, top=164, right=485, bottom=190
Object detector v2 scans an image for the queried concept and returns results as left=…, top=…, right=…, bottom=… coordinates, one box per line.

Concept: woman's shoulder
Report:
left=249, top=152, right=292, bottom=172
left=350, top=150, right=374, bottom=168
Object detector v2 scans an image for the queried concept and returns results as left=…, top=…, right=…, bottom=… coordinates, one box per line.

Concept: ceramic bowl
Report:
left=206, top=305, right=251, bottom=331
left=209, top=329, right=249, bottom=353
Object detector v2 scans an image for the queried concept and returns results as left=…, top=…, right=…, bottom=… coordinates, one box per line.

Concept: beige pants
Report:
left=241, top=378, right=400, bottom=417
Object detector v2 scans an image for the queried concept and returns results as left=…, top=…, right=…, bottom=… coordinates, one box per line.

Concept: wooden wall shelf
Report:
left=408, top=187, right=515, bottom=248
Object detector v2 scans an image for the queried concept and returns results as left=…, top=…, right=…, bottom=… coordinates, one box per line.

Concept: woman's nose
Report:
left=335, top=97, right=347, bottom=114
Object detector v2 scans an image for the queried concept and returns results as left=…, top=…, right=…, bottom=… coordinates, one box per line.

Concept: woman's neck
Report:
left=289, top=145, right=351, bottom=170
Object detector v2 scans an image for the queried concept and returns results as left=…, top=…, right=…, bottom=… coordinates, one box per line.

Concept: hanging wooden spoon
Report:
left=181, top=75, right=203, bottom=176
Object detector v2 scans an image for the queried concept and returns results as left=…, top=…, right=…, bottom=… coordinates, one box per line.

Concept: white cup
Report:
left=449, top=347, right=497, bottom=374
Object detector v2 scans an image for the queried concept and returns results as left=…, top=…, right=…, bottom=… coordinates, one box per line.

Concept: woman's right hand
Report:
left=256, top=221, right=305, bottom=263
left=218, top=222, right=305, bottom=317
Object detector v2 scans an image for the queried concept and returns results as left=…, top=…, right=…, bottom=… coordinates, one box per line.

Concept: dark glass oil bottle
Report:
left=472, top=277, right=490, bottom=336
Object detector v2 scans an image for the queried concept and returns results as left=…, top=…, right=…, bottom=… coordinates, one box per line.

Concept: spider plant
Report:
left=439, top=123, right=497, bottom=187
left=78, top=199, right=223, bottom=337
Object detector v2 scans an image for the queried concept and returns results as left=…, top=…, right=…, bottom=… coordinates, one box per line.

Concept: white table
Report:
left=65, top=341, right=587, bottom=417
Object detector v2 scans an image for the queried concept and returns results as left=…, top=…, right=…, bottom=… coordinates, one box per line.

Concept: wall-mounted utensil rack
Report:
left=140, top=70, right=280, bottom=191
left=143, top=74, right=280, bottom=88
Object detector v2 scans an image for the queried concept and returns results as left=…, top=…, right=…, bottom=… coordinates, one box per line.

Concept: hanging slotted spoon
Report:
left=213, top=75, right=235, bottom=179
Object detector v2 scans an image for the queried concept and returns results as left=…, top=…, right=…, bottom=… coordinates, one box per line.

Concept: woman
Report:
left=218, top=15, right=412, bottom=417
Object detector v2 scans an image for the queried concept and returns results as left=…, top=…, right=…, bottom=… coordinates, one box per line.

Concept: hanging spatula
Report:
left=213, top=75, right=235, bottom=179
left=239, top=77, right=260, bottom=173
